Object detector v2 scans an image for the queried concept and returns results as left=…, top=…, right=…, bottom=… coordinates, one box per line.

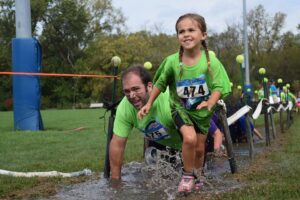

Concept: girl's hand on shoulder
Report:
left=137, top=103, right=151, bottom=119
left=196, top=100, right=214, bottom=111
left=197, top=91, right=220, bottom=111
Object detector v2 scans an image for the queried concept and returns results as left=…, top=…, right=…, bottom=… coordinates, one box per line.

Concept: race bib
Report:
left=176, top=74, right=210, bottom=109
left=140, top=120, right=170, bottom=141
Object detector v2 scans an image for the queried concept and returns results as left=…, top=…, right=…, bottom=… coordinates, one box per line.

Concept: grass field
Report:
left=0, top=109, right=144, bottom=199
left=0, top=109, right=299, bottom=199
left=218, top=114, right=300, bottom=200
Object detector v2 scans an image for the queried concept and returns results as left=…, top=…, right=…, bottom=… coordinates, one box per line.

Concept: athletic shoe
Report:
left=194, top=179, right=204, bottom=190
left=178, top=175, right=195, bottom=193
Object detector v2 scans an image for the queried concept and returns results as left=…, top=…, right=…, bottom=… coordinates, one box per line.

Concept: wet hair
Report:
left=121, top=65, right=152, bottom=87
left=175, top=13, right=211, bottom=78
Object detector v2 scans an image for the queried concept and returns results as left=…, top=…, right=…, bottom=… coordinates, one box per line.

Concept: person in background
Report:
left=280, top=86, right=296, bottom=105
left=269, top=79, right=279, bottom=104
left=258, top=83, right=265, bottom=100
left=238, top=115, right=264, bottom=141
left=296, top=91, right=300, bottom=113
left=207, top=113, right=224, bottom=153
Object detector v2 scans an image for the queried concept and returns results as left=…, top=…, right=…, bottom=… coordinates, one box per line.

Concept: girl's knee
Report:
left=180, top=125, right=197, bottom=146
left=182, top=134, right=197, bottom=146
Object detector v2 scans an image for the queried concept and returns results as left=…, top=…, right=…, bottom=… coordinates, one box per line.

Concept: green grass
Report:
left=0, top=109, right=144, bottom=199
left=1, top=109, right=299, bottom=199
left=253, top=110, right=287, bottom=127
left=217, top=114, right=300, bottom=200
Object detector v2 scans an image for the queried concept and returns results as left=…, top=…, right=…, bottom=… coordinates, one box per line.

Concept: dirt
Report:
left=2, top=175, right=96, bottom=200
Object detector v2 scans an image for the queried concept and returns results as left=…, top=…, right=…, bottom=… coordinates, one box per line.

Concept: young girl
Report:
left=138, top=13, right=231, bottom=193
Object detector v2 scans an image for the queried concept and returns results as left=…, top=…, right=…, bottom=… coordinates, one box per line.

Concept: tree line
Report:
left=0, top=0, right=299, bottom=110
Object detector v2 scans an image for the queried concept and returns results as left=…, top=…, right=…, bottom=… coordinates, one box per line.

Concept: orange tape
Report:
left=0, top=71, right=119, bottom=79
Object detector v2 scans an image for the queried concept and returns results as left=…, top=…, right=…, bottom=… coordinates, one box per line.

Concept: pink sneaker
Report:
left=178, top=175, right=195, bottom=193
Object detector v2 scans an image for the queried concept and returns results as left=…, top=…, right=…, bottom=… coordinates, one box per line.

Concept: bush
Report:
left=4, top=98, right=13, bottom=111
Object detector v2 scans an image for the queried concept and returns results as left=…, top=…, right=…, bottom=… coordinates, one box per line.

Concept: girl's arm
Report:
left=196, top=90, right=221, bottom=111
left=137, top=86, right=161, bottom=119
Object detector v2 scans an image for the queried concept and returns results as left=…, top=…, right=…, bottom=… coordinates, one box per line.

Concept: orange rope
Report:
left=0, top=71, right=119, bottom=79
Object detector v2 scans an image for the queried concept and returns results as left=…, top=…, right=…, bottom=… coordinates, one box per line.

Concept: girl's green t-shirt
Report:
left=153, top=51, right=231, bottom=133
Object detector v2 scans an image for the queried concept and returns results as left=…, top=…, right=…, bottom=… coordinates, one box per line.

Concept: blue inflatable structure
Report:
left=12, top=38, right=44, bottom=130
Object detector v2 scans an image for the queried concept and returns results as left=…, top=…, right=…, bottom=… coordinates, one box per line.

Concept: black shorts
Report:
left=173, top=111, right=202, bottom=134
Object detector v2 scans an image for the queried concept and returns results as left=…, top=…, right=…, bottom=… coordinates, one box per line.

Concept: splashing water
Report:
left=43, top=146, right=252, bottom=200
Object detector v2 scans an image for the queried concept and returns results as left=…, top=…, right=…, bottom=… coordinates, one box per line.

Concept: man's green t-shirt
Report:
left=153, top=51, right=231, bottom=134
left=113, top=90, right=182, bottom=150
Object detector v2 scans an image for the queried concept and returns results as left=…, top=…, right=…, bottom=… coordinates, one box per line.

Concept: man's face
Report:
left=122, top=72, right=150, bottom=109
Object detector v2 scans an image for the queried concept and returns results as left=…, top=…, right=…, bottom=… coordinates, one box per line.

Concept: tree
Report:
left=77, top=31, right=179, bottom=102
left=37, top=0, right=125, bottom=108
left=208, top=25, right=243, bottom=84
left=0, top=0, right=14, bottom=110
left=246, top=5, right=291, bottom=85
left=1, top=2, right=299, bottom=109
left=247, top=5, right=286, bottom=57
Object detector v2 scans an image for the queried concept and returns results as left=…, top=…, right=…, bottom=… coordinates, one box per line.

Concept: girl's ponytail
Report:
left=202, top=40, right=211, bottom=75
left=179, top=46, right=184, bottom=79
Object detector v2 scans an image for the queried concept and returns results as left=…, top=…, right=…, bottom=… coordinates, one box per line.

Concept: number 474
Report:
left=183, top=85, right=206, bottom=98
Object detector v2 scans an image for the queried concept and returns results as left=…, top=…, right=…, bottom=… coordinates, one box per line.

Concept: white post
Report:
left=15, top=0, right=32, bottom=38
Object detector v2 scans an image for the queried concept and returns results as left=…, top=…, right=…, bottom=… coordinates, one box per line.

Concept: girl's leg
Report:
left=178, top=125, right=197, bottom=193
left=179, top=125, right=197, bottom=173
left=194, top=133, right=207, bottom=190
left=194, top=133, right=207, bottom=174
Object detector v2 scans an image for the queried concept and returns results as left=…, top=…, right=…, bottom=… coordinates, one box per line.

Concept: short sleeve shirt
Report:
left=113, top=90, right=182, bottom=150
left=153, top=51, right=231, bottom=134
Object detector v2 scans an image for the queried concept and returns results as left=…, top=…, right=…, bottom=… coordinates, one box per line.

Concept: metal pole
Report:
left=218, top=107, right=237, bottom=173
left=103, top=59, right=119, bottom=178
left=279, top=109, right=284, bottom=133
left=15, top=0, right=32, bottom=38
left=240, top=65, right=245, bottom=89
left=269, top=110, right=276, bottom=139
left=243, top=0, right=250, bottom=85
left=13, top=0, right=44, bottom=130
left=245, top=113, right=254, bottom=159
left=263, top=80, right=271, bottom=146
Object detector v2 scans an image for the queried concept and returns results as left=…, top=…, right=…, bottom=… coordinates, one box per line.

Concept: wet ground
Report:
left=40, top=140, right=266, bottom=200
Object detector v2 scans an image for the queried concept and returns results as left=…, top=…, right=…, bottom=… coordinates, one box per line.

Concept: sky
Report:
left=112, top=0, right=300, bottom=34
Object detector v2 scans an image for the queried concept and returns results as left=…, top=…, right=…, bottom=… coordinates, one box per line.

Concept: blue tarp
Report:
left=12, top=38, right=44, bottom=130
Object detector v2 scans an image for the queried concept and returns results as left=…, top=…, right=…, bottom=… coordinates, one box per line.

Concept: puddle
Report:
left=41, top=161, right=177, bottom=200
left=41, top=144, right=258, bottom=200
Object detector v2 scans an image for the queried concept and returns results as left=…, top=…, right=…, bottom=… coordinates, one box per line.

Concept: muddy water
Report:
left=41, top=142, right=266, bottom=200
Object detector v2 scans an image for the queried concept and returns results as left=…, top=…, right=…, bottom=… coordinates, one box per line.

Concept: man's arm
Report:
left=109, top=134, right=127, bottom=179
